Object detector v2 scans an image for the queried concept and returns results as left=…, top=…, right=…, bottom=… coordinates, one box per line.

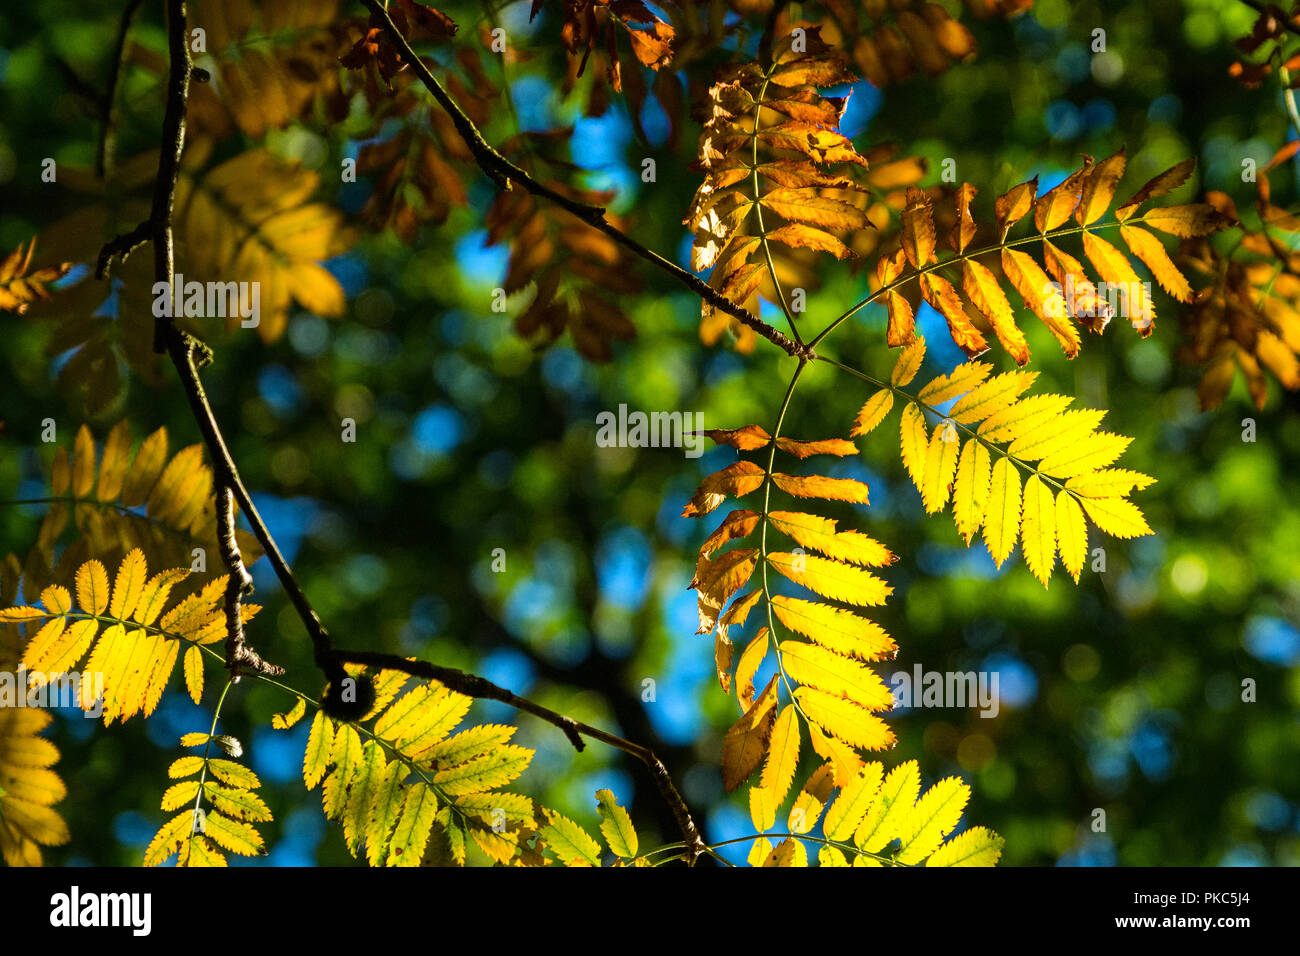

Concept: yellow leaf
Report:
left=899, top=402, right=928, bottom=488
left=386, top=785, right=438, bottom=866
left=1055, top=491, right=1088, bottom=583
left=891, top=335, right=926, bottom=387
left=1115, top=157, right=1195, bottom=221
left=949, top=371, right=1037, bottom=424
left=203, top=810, right=265, bottom=857
left=169, top=756, right=204, bottom=779
left=143, top=813, right=193, bottom=867
left=749, top=785, right=776, bottom=833
left=183, top=645, right=204, bottom=705
left=208, top=759, right=260, bottom=789
left=1034, top=159, right=1090, bottom=233
left=1038, top=431, right=1131, bottom=479
left=767, top=552, right=892, bottom=607
left=781, top=642, right=893, bottom=712
left=994, top=178, right=1037, bottom=235
left=983, top=457, right=1022, bottom=568
left=823, top=761, right=884, bottom=841
left=1065, top=468, right=1156, bottom=498
left=851, top=390, right=895, bottom=438
left=682, top=461, right=766, bottom=517
left=855, top=759, right=920, bottom=853
left=901, top=187, right=936, bottom=268
left=789, top=763, right=835, bottom=834
left=1079, top=496, right=1152, bottom=539
left=1120, top=224, right=1192, bottom=302
left=96, top=421, right=132, bottom=503
left=759, top=704, right=801, bottom=808
left=109, top=549, right=148, bottom=620
left=736, top=627, right=770, bottom=710
left=977, top=393, right=1074, bottom=443
left=1001, top=248, right=1079, bottom=357
left=722, top=676, right=778, bottom=791
left=160, top=780, right=200, bottom=811
left=950, top=182, right=977, bottom=253
left=271, top=698, right=306, bottom=730
left=770, top=472, right=870, bottom=504
left=917, top=362, right=992, bottom=405
left=896, top=777, right=969, bottom=864
left=72, top=426, right=96, bottom=499
left=302, top=711, right=334, bottom=791
left=794, top=686, right=895, bottom=751
left=1021, top=475, right=1057, bottom=587
left=1076, top=148, right=1126, bottom=225
left=75, top=560, right=110, bottom=615
left=771, top=596, right=896, bottom=661
left=51, top=446, right=70, bottom=497
left=433, top=745, right=532, bottom=796
left=920, top=272, right=989, bottom=357
left=543, top=811, right=604, bottom=866
left=767, top=511, right=894, bottom=567
left=1139, top=203, right=1232, bottom=238
left=121, top=428, right=168, bottom=507
left=951, top=439, right=991, bottom=544
left=927, top=825, right=1005, bottom=866
left=1006, top=408, right=1106, bottom=462
left=595, top=789, right=638, bottom=858
left=819, top=845, right=849, bottom=866
left=1081, top=231, right=1155, bottom=331
left=963, top=259, right=1029, bottom=366
left=919, top=423, right=961, bottom=513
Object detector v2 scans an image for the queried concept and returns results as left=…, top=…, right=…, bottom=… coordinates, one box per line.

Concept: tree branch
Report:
left=98, top=0, right=148, bottom=180
left=331, top=649, right=707, bottom=864
left=92, top=0, right=708, bottom=866
left=357, top=0, right=814, bottom=361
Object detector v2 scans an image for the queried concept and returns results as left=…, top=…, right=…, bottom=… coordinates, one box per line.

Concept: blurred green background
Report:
left=1, top=0, right=1298, bottom=866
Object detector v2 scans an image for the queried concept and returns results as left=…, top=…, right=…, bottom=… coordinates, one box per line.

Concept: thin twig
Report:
left=332, top=649, right=708, bottom=864
left=215, top=485, right=282, bottom=679
left=98, top=0, right=148, bottom=180
left=357, top=0, right=814, bottom=361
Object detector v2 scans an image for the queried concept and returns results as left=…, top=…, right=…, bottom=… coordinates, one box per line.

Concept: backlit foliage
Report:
left=9, top=422, right=259, bottom=602
left=145, top=733, right=271, bottom=867
left=850, top=337, right=1155, bottom=586
left=687, top=27, right=872, bottom=350
left=5, top=0, right=1295, bottom=871
left=0, top=240, right=70, bottom=316
left=0, top=550, right=260, bottom=721
left=1180, top=144, right=1300, bottom=410
left=751, top=759, right=1003, bottom=866
left=0, top=556, right=68, bottom=867
left=295, top=668, right=642, bottom=866
left=878, top=152, right=1234, bottom=363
